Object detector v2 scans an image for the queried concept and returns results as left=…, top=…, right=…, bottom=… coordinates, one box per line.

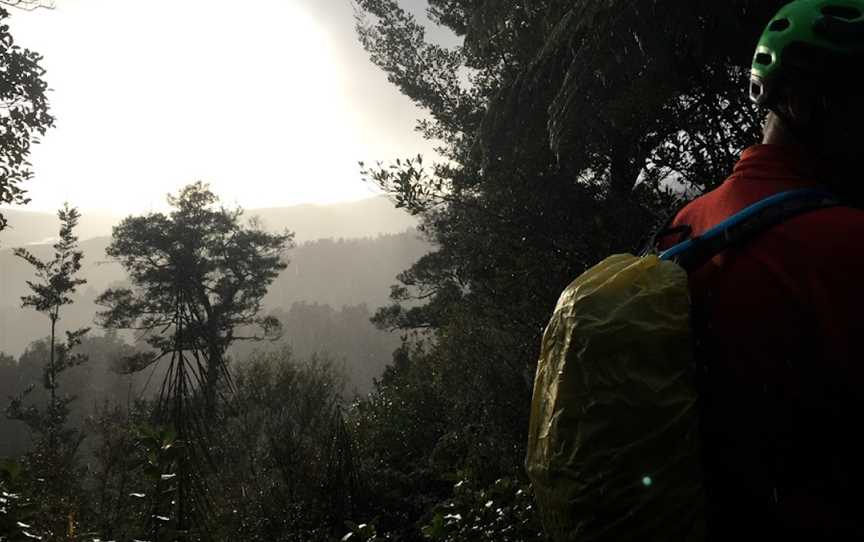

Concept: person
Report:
left=658, top=1, right=864, bottom=539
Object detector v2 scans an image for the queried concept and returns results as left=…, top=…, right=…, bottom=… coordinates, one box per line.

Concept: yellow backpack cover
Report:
left=525, top=189, right=838, bottom=542
left=525, top=254, right=704, bottom=542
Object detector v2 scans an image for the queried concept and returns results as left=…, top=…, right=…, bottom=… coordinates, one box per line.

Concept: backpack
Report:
left=525, top=188, right=838, bottom=542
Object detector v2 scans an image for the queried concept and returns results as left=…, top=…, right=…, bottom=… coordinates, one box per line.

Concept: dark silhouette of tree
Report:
left=95, top=181, right=293, bottom=539
left=350, top=0, right=789, bottom=536
left=12, top=204, right=88, bottom=420
left=0, top=7, right=54, bottom=232
left=97, top=182, right=293, bottom=401
left=6, top=203, right=89, bottom=540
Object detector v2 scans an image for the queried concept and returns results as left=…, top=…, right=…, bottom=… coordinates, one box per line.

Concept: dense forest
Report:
left=0, top=1, right=792, bottom=541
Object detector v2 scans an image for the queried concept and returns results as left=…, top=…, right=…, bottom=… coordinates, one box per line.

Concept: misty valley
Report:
left=1, top=195, right=430, bottom=453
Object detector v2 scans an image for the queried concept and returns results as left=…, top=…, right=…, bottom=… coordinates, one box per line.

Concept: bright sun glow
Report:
left=7, top=0, right=389, bottom=214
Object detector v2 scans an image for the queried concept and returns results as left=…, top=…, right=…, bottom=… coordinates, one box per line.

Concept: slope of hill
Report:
left=0, top=230, right=430, bottom=358
left=0, top=210, right=121, bottom=247
left=248, top=197, right=418, bottom=242
left=0, top=196, right=418, bottom=246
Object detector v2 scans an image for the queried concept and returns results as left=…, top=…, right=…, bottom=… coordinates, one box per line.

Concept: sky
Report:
left=4, top=0, right=457, bottom=214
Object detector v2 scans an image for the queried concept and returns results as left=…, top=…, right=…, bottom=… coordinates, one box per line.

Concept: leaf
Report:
left=421, top=513, right=447, bottom=540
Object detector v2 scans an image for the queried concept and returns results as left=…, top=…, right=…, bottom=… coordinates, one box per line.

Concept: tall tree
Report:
left=97, top=182, right=293, bottom=399
left=351, top=0, right=788, bottom=535
left=96, top=181, right=293, bottom=539
left=12, top=204, right=88, bottom=420
left=0, top=7, right=54, bottom=232
left=8, top=203, right=89, bottom=540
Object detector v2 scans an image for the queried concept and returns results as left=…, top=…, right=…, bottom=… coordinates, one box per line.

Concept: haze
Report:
left=5, top=0, right=443, bottom=214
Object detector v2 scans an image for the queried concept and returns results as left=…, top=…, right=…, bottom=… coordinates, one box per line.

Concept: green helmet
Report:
left=750, top=0, right=864, bottom=106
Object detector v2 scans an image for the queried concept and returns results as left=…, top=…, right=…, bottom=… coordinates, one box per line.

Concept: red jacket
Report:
left=662, top=144, right=864, bottom=540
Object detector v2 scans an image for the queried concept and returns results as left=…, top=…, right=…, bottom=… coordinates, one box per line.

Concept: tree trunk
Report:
left=49, top=314, right=57, bottom=447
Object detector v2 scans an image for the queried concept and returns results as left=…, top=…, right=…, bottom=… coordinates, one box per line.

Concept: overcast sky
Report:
left=4, top=0, right=457, bottom=214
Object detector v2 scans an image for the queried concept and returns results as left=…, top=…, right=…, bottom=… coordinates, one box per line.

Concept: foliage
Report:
left=352, top=0, right=788, bottom=538
left=231, top=302, right=401, bottom=396
left=0, top=7, right=54, bottom=232
left=0, top=333, right=146, bottom=459
left=341, top=520, right=393, bottom=542
left=133, top=423, right=190, bottom=541
left=81, top=401, right=151, bottom=542
left=97, top=182, right=293, bottom=379
left=420, top=478, right=544, bottom=542
left=81, top=407, right=207, bottom=542
left=5, top=204, right=89, bottom=541
left=211, top=348, right=348, bottom=541
left=14, top=206, right=86, bottom=315
left=344, top=343, right=453, bottom=539
left=9, top=204, right=90, bottom=450
left=0, top=458, right=38, bottom=542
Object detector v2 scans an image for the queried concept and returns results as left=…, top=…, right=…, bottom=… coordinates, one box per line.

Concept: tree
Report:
left=213, top=348, right=347, bottom=540
left=7, top=203, right=89, bottom=540
left=351, top=0, right=789, bottom=535
left=12, top=204, right=88, bottom=420
left=97, top=182, right=293, bottom=399
left=0, top=7, right=54, bottom=232
left=96, top=181, right=293, bottom=538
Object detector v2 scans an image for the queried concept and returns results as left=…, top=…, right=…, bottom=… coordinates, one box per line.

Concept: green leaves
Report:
left=355, top=0, right=480, bottom=147
left=0, top=458, right=41, bottom=542
left=0, top=7, right=54, bottom=232
left=419, top=478, right=543, bottom=541
left=342, top=520, right=391, bottom=542
left=133, top=423, right=180, bottom=481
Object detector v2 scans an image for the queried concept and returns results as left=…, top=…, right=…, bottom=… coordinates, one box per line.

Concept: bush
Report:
left=420, top=477, right=546, bottom=542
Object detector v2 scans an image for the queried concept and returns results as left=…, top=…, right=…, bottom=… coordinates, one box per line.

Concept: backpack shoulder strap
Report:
left=659, top=188, right=839, bottom=272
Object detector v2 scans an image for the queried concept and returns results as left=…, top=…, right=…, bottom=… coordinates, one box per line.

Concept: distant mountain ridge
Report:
left=0, top=210, right=120, bottom=247
left=0, top=196, right=418, bottom=246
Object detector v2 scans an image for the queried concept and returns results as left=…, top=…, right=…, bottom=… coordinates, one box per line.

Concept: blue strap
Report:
left=659, top=188, right=838, bottom=270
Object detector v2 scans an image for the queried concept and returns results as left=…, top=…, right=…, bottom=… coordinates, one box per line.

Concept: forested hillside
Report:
left=0, top=1, right=794, bottom=541
left=0, top=229, right=427, bottom=379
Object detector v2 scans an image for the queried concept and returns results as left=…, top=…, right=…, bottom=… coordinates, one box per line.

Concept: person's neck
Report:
left=762, top=112, right=801, bottom=146
left=761, top=114, right=863, bottom=205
